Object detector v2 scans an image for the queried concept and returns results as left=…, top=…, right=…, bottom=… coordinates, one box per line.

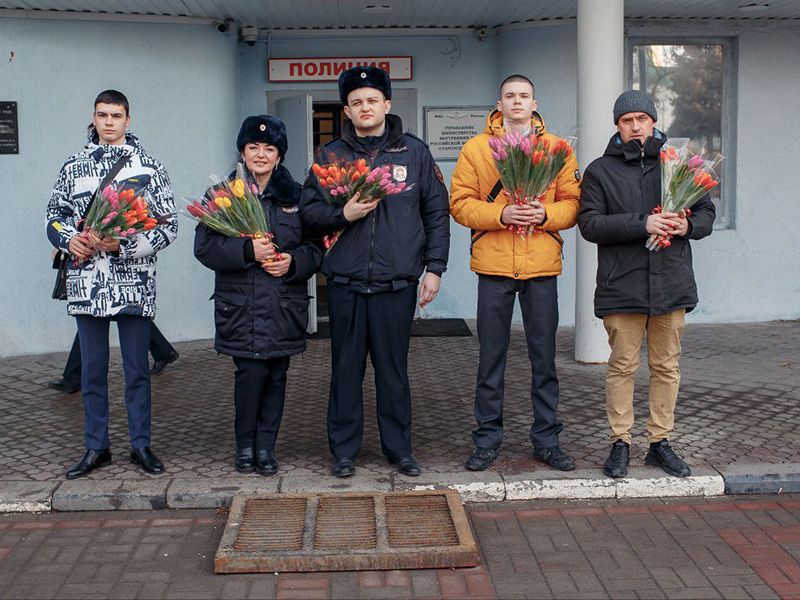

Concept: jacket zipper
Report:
left=365, top=150, right=379, bottom=292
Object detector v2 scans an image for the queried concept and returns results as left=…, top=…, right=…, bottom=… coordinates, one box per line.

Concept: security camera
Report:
left=215, top=21, right=229, bottom=33
left=475, top=26, right=488, bottom=41
left=241, top=25, right=259, bottom=46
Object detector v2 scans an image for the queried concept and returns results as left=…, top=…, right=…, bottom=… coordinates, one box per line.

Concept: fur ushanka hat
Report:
left=338, top=66, right=392, bottom=105
left=236, top=115, right=288, bottom=158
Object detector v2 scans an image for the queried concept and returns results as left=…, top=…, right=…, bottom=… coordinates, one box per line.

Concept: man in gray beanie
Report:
left=577, top=90, right=716, bottom=480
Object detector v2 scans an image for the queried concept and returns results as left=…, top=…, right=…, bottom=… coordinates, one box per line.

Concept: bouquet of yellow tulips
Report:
left=184, top=164, right=273, bottom=242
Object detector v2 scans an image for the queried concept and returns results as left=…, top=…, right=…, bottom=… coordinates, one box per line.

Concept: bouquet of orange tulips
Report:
left=184, top=164, right=279, bottom=254
left=81, top=181, right=159, bottom=240
left=648, top=140, right=723, bottom=251
left=311, top=157, right=412, bottom=250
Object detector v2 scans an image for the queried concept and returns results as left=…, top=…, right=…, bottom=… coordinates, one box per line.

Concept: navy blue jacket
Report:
left=299, top=114, right=449, bottom=293
left=578, top=131, right=716, bottom=317
left=194, top=164, right=322, bottom=359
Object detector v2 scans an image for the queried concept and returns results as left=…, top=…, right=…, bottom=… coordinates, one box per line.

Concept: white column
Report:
left=574, top=0, right=624, bottom=363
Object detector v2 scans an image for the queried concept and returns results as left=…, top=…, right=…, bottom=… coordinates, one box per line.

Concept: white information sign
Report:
left=424, top=107, right=491, bottom=160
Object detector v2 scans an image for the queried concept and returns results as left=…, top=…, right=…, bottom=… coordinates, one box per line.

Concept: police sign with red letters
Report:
left=268, top=57, right=412, bottom=82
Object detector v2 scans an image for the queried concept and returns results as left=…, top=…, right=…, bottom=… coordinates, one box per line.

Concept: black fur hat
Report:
left=236, top=114, right=288, bottom=157
left=338, top=66, right=392, bottom=105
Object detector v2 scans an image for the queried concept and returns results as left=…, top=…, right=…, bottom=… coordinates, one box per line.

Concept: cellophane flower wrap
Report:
left=183, top=163, right=280, bottom=258
left=488, top=132, right=574, bottom=239
left=648, top=139, right=723, bottom=251
left=81, top=181, right=159, bottom=240
left=310, top=156, right=414, bottom=250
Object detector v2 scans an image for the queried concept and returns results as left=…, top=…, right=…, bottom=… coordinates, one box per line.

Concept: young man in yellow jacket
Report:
left=450, top=75, right=581, bottom=472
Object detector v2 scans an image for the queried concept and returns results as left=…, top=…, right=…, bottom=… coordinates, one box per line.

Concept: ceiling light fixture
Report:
left=362, top=4, right=392, bottom=13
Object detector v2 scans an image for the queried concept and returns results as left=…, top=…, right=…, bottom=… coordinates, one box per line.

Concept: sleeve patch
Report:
left=433, top=164, right=445, bottom=185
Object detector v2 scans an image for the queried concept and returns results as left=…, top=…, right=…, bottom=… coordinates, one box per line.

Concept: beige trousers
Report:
left=602, top=309, right=686, bottom=444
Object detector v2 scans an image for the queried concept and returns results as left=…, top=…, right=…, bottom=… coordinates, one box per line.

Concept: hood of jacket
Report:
left=483, top=109, right=547, bottom=137
left=84, top=127, right=146, bottom=162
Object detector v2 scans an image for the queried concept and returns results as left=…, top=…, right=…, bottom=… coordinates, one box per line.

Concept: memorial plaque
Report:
left=0, top=102, right=19, bottom=154
left=424, top=107, right=490, bottom=160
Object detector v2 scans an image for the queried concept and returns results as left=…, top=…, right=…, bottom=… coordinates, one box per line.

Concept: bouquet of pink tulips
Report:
left=488, top=132, right=574, bottom=238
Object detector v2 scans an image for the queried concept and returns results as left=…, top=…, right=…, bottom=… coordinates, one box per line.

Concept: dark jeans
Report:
left=327, top=284, right=417, bottom=460
left=75, top=315, right=152, bottom=451
left=473, top=275, right=563, bottom=450
left=62, top=322, right=175, bottom=384
left=232, top=356, right=291, bottom=450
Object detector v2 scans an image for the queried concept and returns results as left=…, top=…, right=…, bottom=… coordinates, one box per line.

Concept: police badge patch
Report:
left=433, top=164, right=445, bottom=185
left=392, top=165, right=407, bottom=182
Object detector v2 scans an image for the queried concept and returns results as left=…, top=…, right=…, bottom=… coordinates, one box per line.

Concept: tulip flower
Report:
left=688, top=155, right=704, bottom=169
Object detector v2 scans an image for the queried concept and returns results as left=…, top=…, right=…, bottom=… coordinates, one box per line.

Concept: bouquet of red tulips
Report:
left=311, top=157, right=412, bottom=250
left=647, top=140, right=723, bottom=251
left=488, top=132, right=574, bottom=238
left=183, top=164, right=280, bottom=257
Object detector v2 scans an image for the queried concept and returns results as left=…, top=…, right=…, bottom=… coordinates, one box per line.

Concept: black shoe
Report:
left=235, top=447, right=256, bottom=474
left=129, top=447, right=164, bottom=474
left=388, top=455, right=421, bottom=477
left=49, top=379, right=81, bottom=394
left=150, top=352, right=179, bottom=375
left=645, top=440, right=691, bottom=477
left=66, top=448, right=111, bottom=479
left=465, top=447, right=499, bottom=471
left=332, top=457, right=355, bottom=478
left=533, top=445, right=576, bottom=471
left=255, top=449, right=278, bottom=476
left=603, top=440, right=630, bottom=478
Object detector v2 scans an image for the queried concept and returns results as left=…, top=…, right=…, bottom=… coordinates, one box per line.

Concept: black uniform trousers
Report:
left=62, top=322, right=176, bottom=385
left=232, top=356, right=291, bottom=450
left=473, top=274, right=563, bottom=450
left=327, top=283, right=417, bottom=460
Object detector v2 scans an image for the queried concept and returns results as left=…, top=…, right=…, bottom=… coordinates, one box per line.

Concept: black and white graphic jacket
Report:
left=46, top=129, right=178, bottom=318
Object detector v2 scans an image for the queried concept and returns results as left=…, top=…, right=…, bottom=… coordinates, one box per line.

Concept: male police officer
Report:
left=300, top=66, right=449, bottom=478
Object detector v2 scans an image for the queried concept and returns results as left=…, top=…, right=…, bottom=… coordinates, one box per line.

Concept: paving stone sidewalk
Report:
left=1, top=494, right=799, bottom=599
left=1, top=321, right=798, bottom=483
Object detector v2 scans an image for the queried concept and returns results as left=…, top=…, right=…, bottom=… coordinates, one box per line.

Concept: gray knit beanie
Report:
left=613, top=90, right=658, bottom=124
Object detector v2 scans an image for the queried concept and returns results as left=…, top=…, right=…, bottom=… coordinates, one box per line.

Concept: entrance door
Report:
left=275, top=94, right=316, bottom=334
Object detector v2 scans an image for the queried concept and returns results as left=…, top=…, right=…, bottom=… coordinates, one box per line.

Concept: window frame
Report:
left=625, top=35, right=738, bottom=229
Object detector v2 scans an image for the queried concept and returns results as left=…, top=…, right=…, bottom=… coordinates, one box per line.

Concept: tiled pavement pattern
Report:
left=1, top=321, right=798, bottom=480
left=2, top=495, right=800, bottom=599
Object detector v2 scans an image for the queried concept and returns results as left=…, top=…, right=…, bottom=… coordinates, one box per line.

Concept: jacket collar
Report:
left=604, top=128, right=667, bottom=162
left=484, top=109, right=547, bottom=137
left=232, top=163, right=299, bottom=206
left=340, top=113, right=405, bottom=153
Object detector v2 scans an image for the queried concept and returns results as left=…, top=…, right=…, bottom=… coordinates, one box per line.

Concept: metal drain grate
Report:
left=215, top=490, right=478, bottom=573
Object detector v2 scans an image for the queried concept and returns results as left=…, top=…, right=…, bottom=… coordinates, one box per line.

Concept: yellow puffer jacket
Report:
left=450, top=110, right=581, bottom=279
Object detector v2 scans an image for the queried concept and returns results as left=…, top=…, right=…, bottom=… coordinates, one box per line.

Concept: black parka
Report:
left=577, top=130, right=716, bottom=317
left=299, top=114, right=450, bottom=293
left=194, top=165, right=322, bottom=359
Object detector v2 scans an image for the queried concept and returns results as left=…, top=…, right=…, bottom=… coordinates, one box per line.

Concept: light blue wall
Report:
left=0, top=18, right=239, bottom=357
left=1, top=17, right=797, bottom=357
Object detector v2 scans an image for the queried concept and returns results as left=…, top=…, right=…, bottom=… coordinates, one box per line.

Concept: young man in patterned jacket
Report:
left=46, top=90, right=177, bottom=479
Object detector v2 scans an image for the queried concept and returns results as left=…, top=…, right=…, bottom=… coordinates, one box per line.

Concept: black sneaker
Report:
left=465, top=447, right=499, bottom=471
left=532, top=445, right=576, bottom=471
left=603, top=440, right=630, bottom=478
left=645, top=440, right=691, bottom=477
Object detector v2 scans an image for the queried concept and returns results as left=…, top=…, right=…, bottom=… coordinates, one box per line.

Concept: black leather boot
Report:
left=645, top=440, right=691, bottom=477
left=66, top=449, right=111, bottom=479
left=603, top=440, right=630, bottom=478
left=255, top=449, right=278, bottom=476
left=235, top=447, right=256, bottom=474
